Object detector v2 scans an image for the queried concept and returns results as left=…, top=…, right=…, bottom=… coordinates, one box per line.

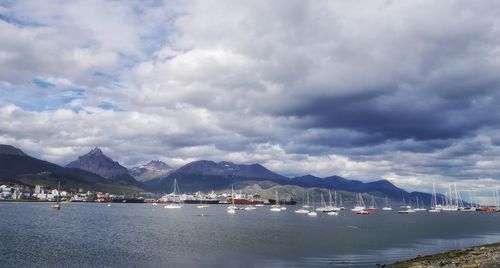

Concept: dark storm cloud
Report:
left=280, top=75, right=500, bottom=145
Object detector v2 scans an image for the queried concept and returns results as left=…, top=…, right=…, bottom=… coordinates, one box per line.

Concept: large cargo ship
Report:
left=228, top=198, right=265, bottom=205
left=183, top=199, right=221, bottom=204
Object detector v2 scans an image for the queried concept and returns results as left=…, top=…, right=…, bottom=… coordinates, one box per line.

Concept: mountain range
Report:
left=0, top=144, right=436, bottom=203
left=0, top=145, right=143, bottom=193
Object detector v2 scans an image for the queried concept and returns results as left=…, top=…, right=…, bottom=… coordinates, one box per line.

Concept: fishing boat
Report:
left=382, top=195, right=392, bottom=211
left=164, top=179, right=183, bottom=209
left=356, top=210, right=369, bottom=215
left=51, top=181, right=61, bottom=211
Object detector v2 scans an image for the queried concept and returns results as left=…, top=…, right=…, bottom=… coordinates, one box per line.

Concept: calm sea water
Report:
left=1, top=202, right=499, bottom=267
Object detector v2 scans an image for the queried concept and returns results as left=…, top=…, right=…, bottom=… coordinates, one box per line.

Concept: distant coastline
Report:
left=385, top=242, right=500, bottom=267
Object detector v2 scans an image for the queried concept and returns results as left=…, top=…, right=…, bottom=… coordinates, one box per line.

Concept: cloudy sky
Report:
left=1, top=0, right=499, bottom=200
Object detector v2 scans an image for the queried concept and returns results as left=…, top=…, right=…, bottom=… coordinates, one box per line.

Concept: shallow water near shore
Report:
left=1, top=202, right=499, bottom=267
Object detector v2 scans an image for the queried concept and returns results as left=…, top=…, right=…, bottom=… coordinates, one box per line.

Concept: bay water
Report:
left=1, top=202, right=499, bottom=267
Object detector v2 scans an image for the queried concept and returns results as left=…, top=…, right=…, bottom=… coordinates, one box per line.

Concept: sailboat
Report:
left=398, top=197, right=415, bottom=213
left=164, top=179, right=183, bottom=209
left=270, top=191, right=282, bottom=212
left=280, top=195, right=287, bottom=210
left=325, top=191, right=337, bottom=215
left=227, top=185, right=238, bottom=213
left=351, top=193, right=366, bottom=212
left=382, top=195, right=392, bottom=211
left=368, top=194, right=378, bottom=211
left=414, top=196, right=426, bottom=211
left=338, top=193, right=345, bottom=210
left=295, top=190, right=309, bottom=214
left=428, top=182, right=442, bottom=212
left=315, top=193, right=327, bottom=212
left=308, top=192, right=318, bottom=217
left=51, top=181, right=61, bottom=211
left=303, top=192, right=311, bottom=208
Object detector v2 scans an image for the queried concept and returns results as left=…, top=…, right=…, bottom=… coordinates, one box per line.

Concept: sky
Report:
left=1, top=0, right=499, bottom=202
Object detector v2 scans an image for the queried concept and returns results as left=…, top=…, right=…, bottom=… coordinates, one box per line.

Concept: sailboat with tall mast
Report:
left=308, top=192, right=318, bottom=217
left=382, top=195, right=392, bottom=211
left=315, top=193, right=327, bottom=212
left=414, top=196, right=426, bottom=211
left=270, top=191, right=282, bottom=212
left=351, top=193, right=367, bottom=212
left=326, top=190, right=338, bottom=215
left=164, top=178, right=183, bottom=209
left=368, top=194, right=378, bottom=211
left=51, top=180, right=61, bottom=211
left=295, top=190, right=309, bottom=214
left=428, top=182, right=442, bottom=212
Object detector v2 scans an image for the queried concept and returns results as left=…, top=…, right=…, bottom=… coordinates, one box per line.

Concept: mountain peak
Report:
left=66, top=148, right=135, bottom=182
left=88, top=147, right=103, bottom=156
left=129, top=160, right=173, bottom=182
left=0, top=144, right=26, bottom=156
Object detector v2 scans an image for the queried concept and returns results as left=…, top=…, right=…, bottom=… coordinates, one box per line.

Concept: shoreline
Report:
left=385, top=242, right=500, bottom=267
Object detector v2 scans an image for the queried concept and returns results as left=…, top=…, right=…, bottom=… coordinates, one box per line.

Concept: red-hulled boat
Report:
left=228, top=198, right=264, bottom=205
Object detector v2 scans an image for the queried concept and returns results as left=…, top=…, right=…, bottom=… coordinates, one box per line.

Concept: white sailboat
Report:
left=414, top=196, right=426, bottom=211
left=295, top=190, right=309, bottom=214
left=428, top=182, right=442, bottom=212
left=351, top=193, right=366, bottom=212
left=308, top=192, right=317, bottom=217
left=398, top=197, right=415, bottom=213
left=338, top=193, right=345, bottom=210
left=315, top=193, right=327, bottom=212
left=270, top=191, right=282, bottom=212
left=382, top=195, right=392, bottom=211
left=164, top=178, right=183, bottom=209
left=227, top=185, right=237, bottom=214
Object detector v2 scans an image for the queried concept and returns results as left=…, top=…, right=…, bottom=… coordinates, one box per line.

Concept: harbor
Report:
left=1, top=201, right=499, bottom=267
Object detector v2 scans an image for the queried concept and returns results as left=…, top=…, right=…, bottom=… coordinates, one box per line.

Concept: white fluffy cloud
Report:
left=1, top=0, right=500, bottom=199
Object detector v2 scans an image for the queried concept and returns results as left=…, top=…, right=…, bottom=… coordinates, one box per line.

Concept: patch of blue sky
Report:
left=0, top=83, right=86, bottom=111
left=98, top=101, right=122, bottom=111
left=0, top=5, right=43, bottom=27
left=33, top=79, right=55, bottom=89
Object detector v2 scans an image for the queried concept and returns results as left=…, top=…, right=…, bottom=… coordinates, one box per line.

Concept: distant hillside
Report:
left=0, top=144, right=143, bottom=193
left=172, top=160, right=288, bottom=181
left=66, top=147, right=140, bottom=186
left=290, top=174, right=409, bottom=198
left=144, top=160, right=288, bottom=192
left=129, top=160, right=174, bottom=182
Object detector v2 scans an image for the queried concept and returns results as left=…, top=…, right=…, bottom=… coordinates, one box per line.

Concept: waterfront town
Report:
left=0, top=183, right=278, bottom=205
